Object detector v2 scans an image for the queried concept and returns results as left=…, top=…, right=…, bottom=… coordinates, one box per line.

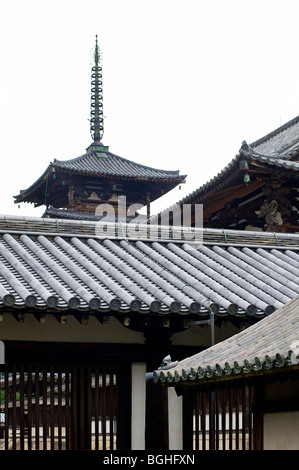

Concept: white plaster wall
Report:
left=0, top=312, right=145, bottom=344
left=131, top=362, right=146, bottom=450
left=264, top=411, right=299, bottom=450
left=171, top=323, right=239, bottom=347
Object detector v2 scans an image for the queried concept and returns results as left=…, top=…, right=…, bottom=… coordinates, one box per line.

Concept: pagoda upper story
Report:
left=14, top=37, right=186, bottom=221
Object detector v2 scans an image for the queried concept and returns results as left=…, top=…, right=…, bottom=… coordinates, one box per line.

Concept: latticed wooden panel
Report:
left=192, top=385, right=261, bottom=450
left=0, top=364, right=118, bottom=450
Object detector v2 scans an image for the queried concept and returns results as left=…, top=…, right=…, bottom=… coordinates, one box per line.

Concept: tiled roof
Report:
left=43, top=207, right=147, bottom=223
left=171, top=114, right=299, bottom=208
left=250, top=114, right=299, bottom=156
left=52, top=150, right=183, bottom=180
left=0, top=216, right=299, bottom=318
left=15, top=148, right=186, bottom=205
left=152, top=295, right=299, bottom=386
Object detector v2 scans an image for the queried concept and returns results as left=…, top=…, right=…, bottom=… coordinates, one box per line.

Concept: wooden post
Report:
left=145, top=373, right=169, bottom=449
left=182, top=391, right=194, bottom=450
left=146, top=192, right=151, bottom=220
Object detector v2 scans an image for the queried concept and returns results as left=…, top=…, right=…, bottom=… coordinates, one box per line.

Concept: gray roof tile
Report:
left=152, top=295, right=299, bottom=385
left=0, top=216, right=299, bottom=318
left=167, top=114, right=299, bottom=208
left=53, top=150, right=183, bottom=179
left=251, top=115, right=299, bottom=156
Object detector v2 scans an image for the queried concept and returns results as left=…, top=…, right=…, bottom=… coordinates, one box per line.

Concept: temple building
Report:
left=156, top=116, right=299, bottom=233
left=14, top=36, right=185, bottom=222
left=1, top=37, right=299, bottom=451
left=150, top=294, right=299, bottom=450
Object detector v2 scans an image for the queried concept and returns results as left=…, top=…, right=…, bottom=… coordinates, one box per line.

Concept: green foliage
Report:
left=0, top=390, right=24, bottom=403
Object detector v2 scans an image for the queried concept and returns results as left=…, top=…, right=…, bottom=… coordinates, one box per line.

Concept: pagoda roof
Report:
left=14, top=145, right=185, bottom=205
left=53, top=147, right=183, bottom=179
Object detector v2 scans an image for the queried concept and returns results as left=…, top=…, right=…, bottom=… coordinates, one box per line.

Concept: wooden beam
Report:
left=34, top=313, right=47, bottom=324
left=54, top=314, right=68, bottom=325
left=74, top=313, right=89, bottom=325
left=13, top=312, right=24, bottom=323
left=203, top=181, right=265, bottom=219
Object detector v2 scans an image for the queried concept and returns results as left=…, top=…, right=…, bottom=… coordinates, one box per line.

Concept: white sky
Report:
left=1, top=0, right=299, bottom=218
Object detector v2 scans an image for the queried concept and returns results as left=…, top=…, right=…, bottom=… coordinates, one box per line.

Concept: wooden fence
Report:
left=192, top=384, right=262, bottom=450
left=0, top=364, right=118, bottom=450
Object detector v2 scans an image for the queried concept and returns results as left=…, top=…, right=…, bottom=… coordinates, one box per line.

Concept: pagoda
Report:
left=14, top=36, right=186, bottom=221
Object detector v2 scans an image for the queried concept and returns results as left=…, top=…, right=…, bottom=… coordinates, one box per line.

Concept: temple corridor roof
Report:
left=0, top=216, right=299, bottom=323
left=152, top=295, right=299, bottom=387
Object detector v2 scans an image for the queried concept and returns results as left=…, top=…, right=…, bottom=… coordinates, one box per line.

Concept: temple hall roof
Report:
left=173, top=114, right=299, bottom=208
left=0, top=215, right=299, bottom=328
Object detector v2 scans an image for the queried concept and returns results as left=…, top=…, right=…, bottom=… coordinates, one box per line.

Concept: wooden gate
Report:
left=0, top=363, right=123, bottom=450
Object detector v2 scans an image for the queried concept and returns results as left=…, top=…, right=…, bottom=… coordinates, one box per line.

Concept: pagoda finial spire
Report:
left=90, top=35, right=104, bottom=143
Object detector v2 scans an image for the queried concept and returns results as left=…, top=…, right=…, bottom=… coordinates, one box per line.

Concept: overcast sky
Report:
left=1, top=0, right=299, bottom=218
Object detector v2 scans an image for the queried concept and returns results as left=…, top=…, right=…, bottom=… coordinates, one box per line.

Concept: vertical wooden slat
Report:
left=242, top=386, right=247, bottom=450
left=102, top=368, right=107, bottom=450
left=209, top=391, right=215, bottom=450
left=221, top=389, right=226, bottom=450
left=114, top=368, right=118, bottom=450
left=0, top=366, right=3, bottom=448
left=94, top=367, right=99, bottom=450
left=253, top=385, right=264, bottom=450
left=248, top=386, right=253, bottom=450
left=20, top=364, right=24, bottom=450
left=12, top=364, right=17, bottom=450
left=201, top=392, right=206, bottom=450
left=109, top=368, right=114, bottom=449
left=65, top=367, right=70, bottom=450
left=194, top=394, right=199, bottom=450
left=215, top=390, right=220, bottom=450
left=50, top=365, right=55, bottom=450
left=228, top=388, right=233, bottom=450
left=42, top=366, right=47, bottom=450
left=235, top=388, right=239, bottom=450
left=4, top=365, right=9, bottom=450
left=182, top=392, right=194, bottom=450
left=35, top=366, right=40, bottom=450
left=79, top=366, right=85, bottom=450
left=108, top=369, right=112, bottom=450
left=70, top=365, right=78, bottom=450
left=27, top=365, right=32, bottom=450
left=86, top=366, right=92, bottom=450
left=57, top=366, right=62, bottom=450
